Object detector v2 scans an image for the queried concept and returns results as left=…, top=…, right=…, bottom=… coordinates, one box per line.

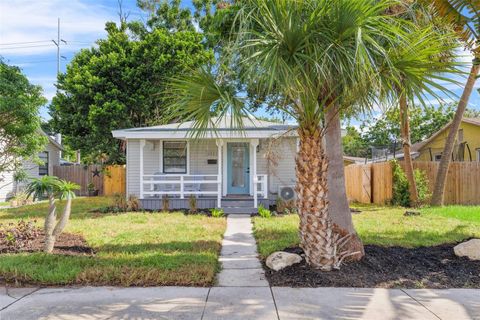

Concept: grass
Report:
left=0, top=197, right=226, bottom=286
left=253, top=204, right=480, bottom=258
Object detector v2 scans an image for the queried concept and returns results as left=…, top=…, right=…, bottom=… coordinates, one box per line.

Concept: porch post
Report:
left=216, top=139, right=223, bottom=208
left=140, top=139, right=145, bottom=199
left=251, top=139, right=259, bottom=208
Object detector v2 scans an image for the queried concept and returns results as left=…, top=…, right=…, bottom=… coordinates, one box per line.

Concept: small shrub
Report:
left=414, top=169, right=431, bottom=206
left=211, top=208, right=224, bottom=218
left=9, top=192, right=33, bottom=207
left=188, top=195, right=197, bottom=214
left=276, top=198, right=296, bottom=214
left=162, top=195, right=170, bottom=212
left=0, top=220, right=40, bottom=252
left=127, top=194, right=141, bottom=211
left=113, top=193, right=129, bottom=212
left=391, top=160, right=431, bottom=207
left=392, top=160, right=410, bottom=207
left=258, top=204, right=272, bottom=218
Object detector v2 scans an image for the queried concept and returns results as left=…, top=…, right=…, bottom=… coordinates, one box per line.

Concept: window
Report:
left=434, top=153, right=442, bottom=162
left=477, top=149, right=480, bottom=162
left=38, top=151, right=49, bottom=176
left=163, top=141, right=187, bottom=173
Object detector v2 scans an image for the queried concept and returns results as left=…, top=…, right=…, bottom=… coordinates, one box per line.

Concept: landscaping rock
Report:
left=454, top=239, right=480, bottom=260
left=266, top=251, right=302, bottom=271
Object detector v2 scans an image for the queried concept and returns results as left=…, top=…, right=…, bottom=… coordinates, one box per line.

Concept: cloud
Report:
left=0, top=0, right=117, bottom=56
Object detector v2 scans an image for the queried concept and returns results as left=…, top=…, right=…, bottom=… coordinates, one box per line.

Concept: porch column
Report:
left=140, top=139, right=145, bottom=199
left=251, top=139, right=259, bottom=208
left=216, top=139, right=223, bottom=208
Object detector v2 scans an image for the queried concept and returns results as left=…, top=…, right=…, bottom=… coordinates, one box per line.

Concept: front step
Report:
left=223, top=207, right=258, bottom=214
left=221, top=199, right=255, bottom=207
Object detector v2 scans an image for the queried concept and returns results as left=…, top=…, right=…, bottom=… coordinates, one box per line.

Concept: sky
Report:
left=1, top=0, right=480, bottom=124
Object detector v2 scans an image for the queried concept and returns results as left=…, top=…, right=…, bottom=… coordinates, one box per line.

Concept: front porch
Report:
left=137, top=138, right=269, bottom=210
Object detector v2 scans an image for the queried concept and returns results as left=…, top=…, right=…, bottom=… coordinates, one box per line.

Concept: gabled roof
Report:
left=38, top=129, right=64, bottom=151
left=412, top=117, right=480, bottom=152
left=112, top=116, right=298, bottom=139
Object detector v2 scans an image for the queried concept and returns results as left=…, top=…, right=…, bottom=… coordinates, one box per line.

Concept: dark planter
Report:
left=88, top=190, right=99, bottom=197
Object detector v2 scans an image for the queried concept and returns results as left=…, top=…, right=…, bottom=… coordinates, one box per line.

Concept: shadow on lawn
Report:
left=97, top=240, right=221, bottom=254
left=360, top=225, right=474, bottom=247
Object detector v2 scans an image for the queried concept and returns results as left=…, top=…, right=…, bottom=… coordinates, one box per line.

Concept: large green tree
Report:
left=50, top=21, right=213, bottom=164
left=164, top=0, right=445, bottom=270
left=0, top=59, right=47, bottom=173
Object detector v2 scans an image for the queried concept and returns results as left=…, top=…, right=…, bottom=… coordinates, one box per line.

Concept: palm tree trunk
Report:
left=431, top=62, right=480, bottom=206
left=53, top=197, right=72, bottom=236
left=44, top=194, right=57, bottom=253
left=398, top=89, right=418, bottom=205
left=296, top=125, right=362, bottom=271
left=324, top=107, right=364, bottom=260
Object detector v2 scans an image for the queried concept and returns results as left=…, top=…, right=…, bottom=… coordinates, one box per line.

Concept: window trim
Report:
left=434, top=153, right=442, bottom=162
left=476, top=148, right=480, bottom=162
left=38, top=151, right=49, bottom=176
left=162, top=141, right=189, bottom=174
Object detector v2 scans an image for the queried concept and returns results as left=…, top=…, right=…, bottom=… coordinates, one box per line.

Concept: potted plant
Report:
left=87, top=182, right=98, bottom=197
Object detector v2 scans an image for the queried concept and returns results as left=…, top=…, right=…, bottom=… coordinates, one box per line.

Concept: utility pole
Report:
left=51, top=18, right=66, bottom=76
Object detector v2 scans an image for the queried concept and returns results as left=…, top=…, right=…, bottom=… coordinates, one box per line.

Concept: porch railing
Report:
left=141, top=173, right=268, bottom=209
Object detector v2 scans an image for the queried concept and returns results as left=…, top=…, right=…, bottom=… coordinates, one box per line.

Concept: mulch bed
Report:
left=0, top=231, right=95, bottom=256
left=264, top=244, right=480, bottom=288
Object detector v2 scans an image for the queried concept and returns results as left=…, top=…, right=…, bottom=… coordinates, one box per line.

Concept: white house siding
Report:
left=257, top=137, right=297, bottom=197
left=126, top=139, right=141, bottom=197
left=126, top=137, right=297, bottom=201
left=0, top=141, right=61, bottom=202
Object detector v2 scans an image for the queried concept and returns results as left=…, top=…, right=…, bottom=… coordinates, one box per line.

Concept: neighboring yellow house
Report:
left=413, top=118, right=480, bottom=162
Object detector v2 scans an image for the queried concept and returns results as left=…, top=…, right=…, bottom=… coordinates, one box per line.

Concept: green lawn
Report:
left=253, top=204, right=480, bottom=258
left=0, top=197, right=226, bottom=286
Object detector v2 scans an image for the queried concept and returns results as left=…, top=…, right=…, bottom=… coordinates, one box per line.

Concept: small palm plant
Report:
left=26, top=176, right=79, bottom=253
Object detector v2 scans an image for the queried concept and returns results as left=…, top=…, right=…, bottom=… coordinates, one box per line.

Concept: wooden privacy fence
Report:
left=103, top=165, right=126, bottom=196
left=53, top=165, right=103, bottom=196
left=345, top=161, right=480, bottom=205
left=53, top=165, right=126, bottom=196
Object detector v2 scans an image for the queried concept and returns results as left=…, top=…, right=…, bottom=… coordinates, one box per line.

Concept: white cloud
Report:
left=0, top=0, right=116, bottom=56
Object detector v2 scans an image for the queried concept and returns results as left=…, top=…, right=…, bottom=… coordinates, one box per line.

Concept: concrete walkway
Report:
left=1, top=214, right=479, bottom=319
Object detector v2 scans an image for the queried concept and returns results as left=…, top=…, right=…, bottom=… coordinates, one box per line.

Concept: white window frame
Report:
left=162, top=141, right=189, bottom=174
left=38, top=151, right=49, bottom=176
left=476, top=148, right=480, bottom=162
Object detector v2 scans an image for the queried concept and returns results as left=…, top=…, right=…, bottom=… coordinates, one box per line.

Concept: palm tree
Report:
left=429, top=0, right=480, bottom=206
left=165, top=0, right=435, bottom=270
left=26, top=177, right=79, bottom=253
left=379, top=27, right=459, bottom=205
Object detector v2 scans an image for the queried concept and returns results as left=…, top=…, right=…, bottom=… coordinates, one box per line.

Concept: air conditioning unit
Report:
left=278, top=185, right=296, bottom=201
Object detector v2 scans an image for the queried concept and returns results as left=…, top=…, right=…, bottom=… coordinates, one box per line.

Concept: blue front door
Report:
left=227, top=143, right=250, bottom=194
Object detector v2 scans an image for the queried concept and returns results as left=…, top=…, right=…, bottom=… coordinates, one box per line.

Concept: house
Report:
left=112, top=117, right=298, bottom=213
left=0, top=130, right=63, bottom=202
left=413, top=118, right=480, bottom=162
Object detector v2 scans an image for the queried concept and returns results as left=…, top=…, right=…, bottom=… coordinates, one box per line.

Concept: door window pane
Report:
left=232, top=146, right=245, bottom=187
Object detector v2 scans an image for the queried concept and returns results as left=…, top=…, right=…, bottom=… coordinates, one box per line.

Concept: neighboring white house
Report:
left=0, top=130, right=63, bottom=202
left=112, top=117, right=298, bottom=213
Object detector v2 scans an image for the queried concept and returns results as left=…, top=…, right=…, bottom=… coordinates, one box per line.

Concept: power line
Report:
left=0, top=44, right=55, bottom=50
left=0, top=40, right=51, bottom=46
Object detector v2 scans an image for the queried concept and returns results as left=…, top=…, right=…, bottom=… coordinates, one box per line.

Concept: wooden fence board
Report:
left=53, top=165, right=103, bottom=196
left=345, top=161, right=480, bottom=205
left=103, top=165, right=126, bottom=196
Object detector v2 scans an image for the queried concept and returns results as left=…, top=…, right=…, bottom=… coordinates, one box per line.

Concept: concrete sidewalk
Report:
left=1, top=286, right=478, bottom=319
left=1, top=215, right=479, bottom=319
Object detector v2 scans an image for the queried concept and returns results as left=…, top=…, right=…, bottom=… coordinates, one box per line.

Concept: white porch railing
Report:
left=142, top=174, right=222, bottom=207
left=254, top=174, right=268, bottom=208
left=141, top=173, right=268, bottom=209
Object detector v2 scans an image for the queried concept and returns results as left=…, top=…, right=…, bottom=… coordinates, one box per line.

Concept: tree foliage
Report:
left=0, top=59, right=47, bottom=173
left=50, top=14, right=213, bottom=164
